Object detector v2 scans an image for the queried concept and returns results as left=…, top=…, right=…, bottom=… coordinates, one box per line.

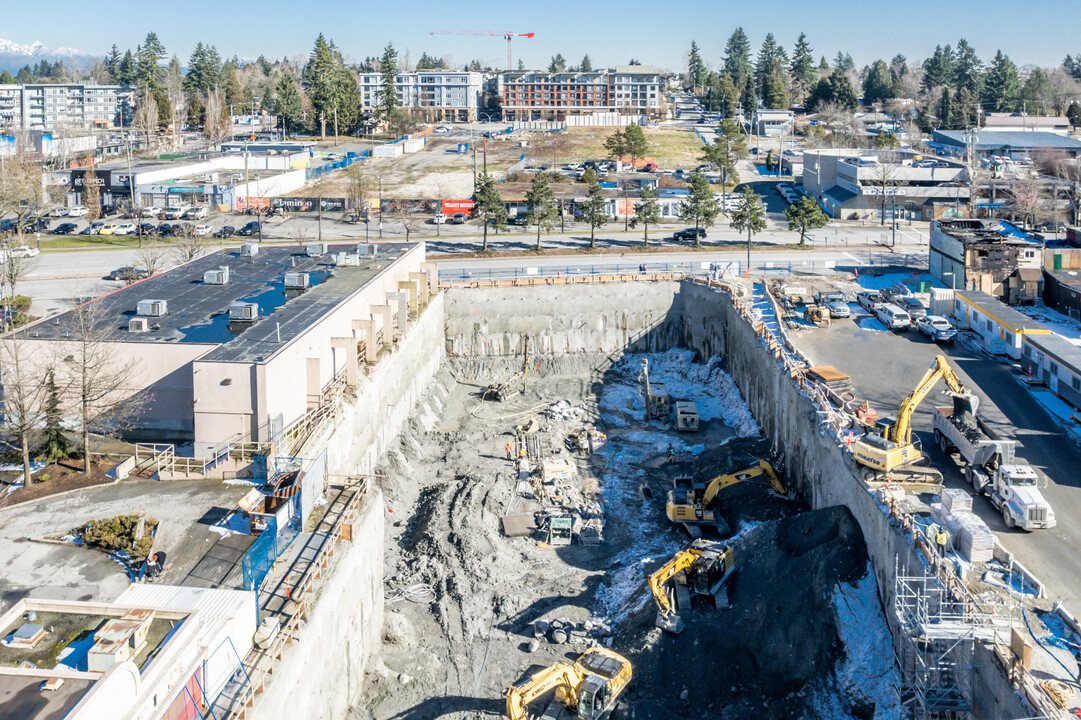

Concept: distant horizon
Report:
left=0, top=0, right=1076, bottom=73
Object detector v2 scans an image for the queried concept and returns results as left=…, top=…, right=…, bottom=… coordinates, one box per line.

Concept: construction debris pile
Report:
left=354, top=351, right=899, bottom=720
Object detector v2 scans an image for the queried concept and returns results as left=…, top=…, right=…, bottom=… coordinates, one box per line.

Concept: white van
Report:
left=876, top=303, right=911, bottom=331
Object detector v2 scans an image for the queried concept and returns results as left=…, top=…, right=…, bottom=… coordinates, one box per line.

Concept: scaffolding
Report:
left=893, top=564, right=1015, bottom=720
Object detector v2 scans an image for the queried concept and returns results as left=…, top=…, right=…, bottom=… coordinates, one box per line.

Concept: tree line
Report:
left=686, top=31, right=1081, bottom=130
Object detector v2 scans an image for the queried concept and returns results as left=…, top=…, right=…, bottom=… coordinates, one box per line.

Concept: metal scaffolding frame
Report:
left=893, top=563, right=1015, bottom=720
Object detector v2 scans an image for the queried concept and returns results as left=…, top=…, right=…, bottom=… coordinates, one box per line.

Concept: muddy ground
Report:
left=354, top=351, right=898, bottom=720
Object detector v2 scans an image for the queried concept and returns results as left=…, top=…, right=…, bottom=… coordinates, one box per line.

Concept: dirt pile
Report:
left=623, top=506, right=870, bottom=720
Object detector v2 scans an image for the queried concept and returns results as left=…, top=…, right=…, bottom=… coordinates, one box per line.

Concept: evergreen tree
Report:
left=37, top=370, right=70, bottom=465
left=818, top=56, right=830, bottom=72
left=829, top=68, right=858, bottom=110
left=105, top=45, right=121, bottom=83
left=730, top=187, right=767, bottom=268
left=724, top=28, right=752, bottom=88
left=922, top=45, right=955, bottom=90
left=621, top=124, right=648, bottom=169
left=257, top=55, right=273, bottom=75
left=547, top=54, right=567, bottom=73
left=677, top=173, right=720, bottom=247
left=224, top=68, right=244, bottom=109
left=687, top=41, right=705, bottom=90
left=116, top=51, right=136, bottom=86
left=740, top=73, right=756, bottom=114
left=862, top=60, right=894, bottom=104
left=582, top=174, right=609, bottom=249
left=889, top=54, right=909, bottom=94
left=525, top=172, right=558, bottom=250
left=953, top=39, right=982, bottom=95
left=710, top=72, right=740, bottom=117
left=763, top=67, right=789, bottom=109
left=517, top=59, right=525, bottom=71
left=1065, top=55, right=1081, bottom=81
left=699, top=118, right=748, bottom=190
left=603, top=128, right=627, bottom=162
left=272, top=73, right=304, bottom=135
left=1068, top=102, right=1081, bottom=128
left=755, top=33, right=781, bottom=98
left=0, top=71, right=13, bottom=84
left=15, top=66, right=32, bottom=84
left=185, top=43, right=223, bottom=97
left=939, top=87, right=955, bottom=129
left=789, top=33, right=816, bottom=103
left=472, top=172, right=506, bottom=251
left=135, top=32, right=165, bottom=91
left=1022, top=67, right=1053, bottom=114
left=982, top=51, right=1020, bottom=112
left=634, top=185, right=662, bottom=245
left=580, top=54, right=593, bottom=72
left=784, top=195, right=827, bottom=245
left=833, top=52, right=854, bottom=72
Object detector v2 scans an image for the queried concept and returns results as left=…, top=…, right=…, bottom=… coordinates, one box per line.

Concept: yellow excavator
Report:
left=506, top=648, right=633, bottom=720
left=851, top=355, right=966, bottom=479
left=648, top=539, right=734, bottom=634
left=666, top=460, right=787, bottom=534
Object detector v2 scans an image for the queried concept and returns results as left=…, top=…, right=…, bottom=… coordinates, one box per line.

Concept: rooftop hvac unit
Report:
left=240, top=243, right=259, bottom=257
left=305, top=242, right=328, bottom=256
left=204, top=266, right=230, bottom=285
left=136, top=299, right=168, bottom=317
left=228, top=302, right=259, bottom=321
left=283, top=272, right=310, bottom=289
left=128, top=317, right=149, bottom=333
left=356, top=243, right=377, bottom=257
left=334, top=252, right=360, bottom=267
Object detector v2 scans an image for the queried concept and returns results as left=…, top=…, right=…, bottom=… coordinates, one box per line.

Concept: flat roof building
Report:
left=982, top=113, right=1072, bottom=136
left=0, top=83, right=133, bottom=130
left=1019, top=331, right=1081, bottom=410
left=930, top=219, right=1043, bottom=304
left=9, top=242, right=430, bottom=457
left=499, top=66, right=663, bottom=122
left=952, top=290, right=1050, bottom=358
left=933, top=130, right=1081, bottom=159
left=358, top=71, right=484, bottom=122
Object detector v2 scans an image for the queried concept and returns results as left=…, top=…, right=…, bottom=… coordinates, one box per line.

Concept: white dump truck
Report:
left=932, top=396, right=1055, bottom=530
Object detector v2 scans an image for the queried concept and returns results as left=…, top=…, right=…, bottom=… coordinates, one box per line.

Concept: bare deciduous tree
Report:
left=60, top=299, right=141, bottom=474
left=0, top=332, right=49, bottom=484
left=135, top=242, right=169, bottom=277
left=204, top=91, right=229, bottom=148
left=135, top=90, right=159, bottom=152
left=170, top=233, right=210, bottom=266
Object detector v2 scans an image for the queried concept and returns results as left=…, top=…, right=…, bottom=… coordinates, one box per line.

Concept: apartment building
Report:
left=0, top=84, right=134, bottom=130
left=358, top=71, right=483, bottom=122
left=499, top=66, right=662, bottom=121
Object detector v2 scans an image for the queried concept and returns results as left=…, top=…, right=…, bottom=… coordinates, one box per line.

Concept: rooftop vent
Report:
left=356, top=243, right=377, bottom=257
left=305, top=242, right=328, bottom=256
left=204, top=266, right=230, bottom=285
left=240, top=243, right=259, bottom=257
left=228, top=302, right=259, bottom=322
left=136, top=299, right=167, bottom=317
left=128, top=317, right=149, bottom=333
left=284, top=272, right=310, bottom=289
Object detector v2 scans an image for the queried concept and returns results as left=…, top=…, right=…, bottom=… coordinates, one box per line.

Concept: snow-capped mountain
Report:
left=0, top=38, right=100, bottom=74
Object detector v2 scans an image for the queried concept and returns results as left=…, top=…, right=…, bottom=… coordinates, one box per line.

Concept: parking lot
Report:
left=789, top=297, right=1081, bottom=610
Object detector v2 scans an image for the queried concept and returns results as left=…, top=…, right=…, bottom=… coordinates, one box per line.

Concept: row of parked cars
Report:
left=855, top=283, right=957, bottom=342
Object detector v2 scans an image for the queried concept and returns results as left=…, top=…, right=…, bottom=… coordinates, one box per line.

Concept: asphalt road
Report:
left=793, top=316, right=1081, bottom=611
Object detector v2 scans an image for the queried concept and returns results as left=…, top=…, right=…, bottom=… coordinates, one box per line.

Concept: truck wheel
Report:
left=1002, top=505, right=1016, bottom=529
left=964, top=466, right=973, bottom=486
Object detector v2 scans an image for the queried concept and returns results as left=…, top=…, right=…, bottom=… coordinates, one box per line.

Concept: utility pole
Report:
left=333, top=105, right=339, bottom=146
left=378, top=177, right=383, bottom=239
left=318, top=198, right=323, bottom=241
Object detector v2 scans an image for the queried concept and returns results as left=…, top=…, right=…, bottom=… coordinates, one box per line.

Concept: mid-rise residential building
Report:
left=499, top=66, right=663, bottom=121
left=0, top=83, right=133, bottom=130
left=358, top=71, right=484, bottom=122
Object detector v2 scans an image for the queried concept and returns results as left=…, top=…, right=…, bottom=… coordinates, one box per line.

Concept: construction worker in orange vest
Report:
left=505, top=442, right=512, bottom=460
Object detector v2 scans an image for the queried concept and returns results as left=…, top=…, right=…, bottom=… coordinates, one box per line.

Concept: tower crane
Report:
left=429, top=30, right=535, bottom=70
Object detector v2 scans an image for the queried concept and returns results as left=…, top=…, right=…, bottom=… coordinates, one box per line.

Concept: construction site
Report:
left=3, top=259, right=1077, bottom=720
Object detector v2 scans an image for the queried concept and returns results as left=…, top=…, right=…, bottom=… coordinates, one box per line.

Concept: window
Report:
left=1072, top=376, right=1081, bottom=392
left=1049, top=362, right=1059, bottom=376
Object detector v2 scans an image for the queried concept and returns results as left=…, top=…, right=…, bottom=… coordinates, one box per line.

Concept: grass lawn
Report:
left=530, top=126, right=707, bottom=168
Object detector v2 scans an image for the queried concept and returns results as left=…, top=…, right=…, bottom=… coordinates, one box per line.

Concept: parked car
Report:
left=49, top=207, right=70, bottom=217
left=22, top=218, right=50, bottom=232
left=138, top=206, right=162, bottom=218
left=449, top=213, right=467, bottom=224
left=162, top=207, right=187, bottom=220
left=237, top=221, right=260, bottom=236
left=875, top=303, right=912, bottom=331
left=673, top=227, right=707, bottom=241
left=183, top=207, right=208, bottom=220
left=174, top=223, right=194, bottom=236
left=9, top=246, right=39, bottom=258
left=433, top=126, right=452, bottom=134
left=431, top=213, right=448, bottom=224
left=856, top=290, right=885, bottom=312
left=114, top=223, right=137, bottom=236
left=216, top=225, right=236, bottom=238
left=916, top=315, right=957, bottom=343
left=67, top=205, right=88, bottom=217
left=98, top=222, right=120, bottom=236
left=157, top=223, right=179, bottom=237
left=510, top=215, right=528, bottom=226
left=640, top=162, right=658, bottom=172
left=80, top=221, right=105, bottom=235
left=52, top=222, right=78, bottom=235
left=899, top=296, right=927, bottom=319
left=193, top=224, right=213, bottom=237
left=137, top=223, right=158, bottom=236
left=99, top=204, right=118, bottom=217
left=695, top=164, right=712, bottom=173
left=107, top=266, right=149, bottom=282
left=826, top=301, right=851, bottom=319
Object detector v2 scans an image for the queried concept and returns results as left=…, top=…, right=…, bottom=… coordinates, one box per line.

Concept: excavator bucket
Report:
left=655, top=611, right=686, bottom=634
left=952, top=392, right=979, bottom=417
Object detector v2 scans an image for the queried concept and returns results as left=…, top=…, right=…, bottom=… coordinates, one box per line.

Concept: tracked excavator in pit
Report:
left=648, top=539, right=735, bottom=634
left=505, top=648, right=632, bottom=720
left=666, top=459, right=787, bottom=536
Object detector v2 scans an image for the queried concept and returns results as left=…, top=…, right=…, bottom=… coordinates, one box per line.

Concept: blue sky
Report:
left=4, top=0, right=1074, bottom=70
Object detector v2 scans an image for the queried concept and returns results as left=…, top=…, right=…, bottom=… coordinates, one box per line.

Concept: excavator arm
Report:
left=891, top=355, right=966, bottom=445
left=701, top=460, right=786, bottom=506
left=506, top=662, right=583, bottom=720
left=647, top=547, right=702, bottom=618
